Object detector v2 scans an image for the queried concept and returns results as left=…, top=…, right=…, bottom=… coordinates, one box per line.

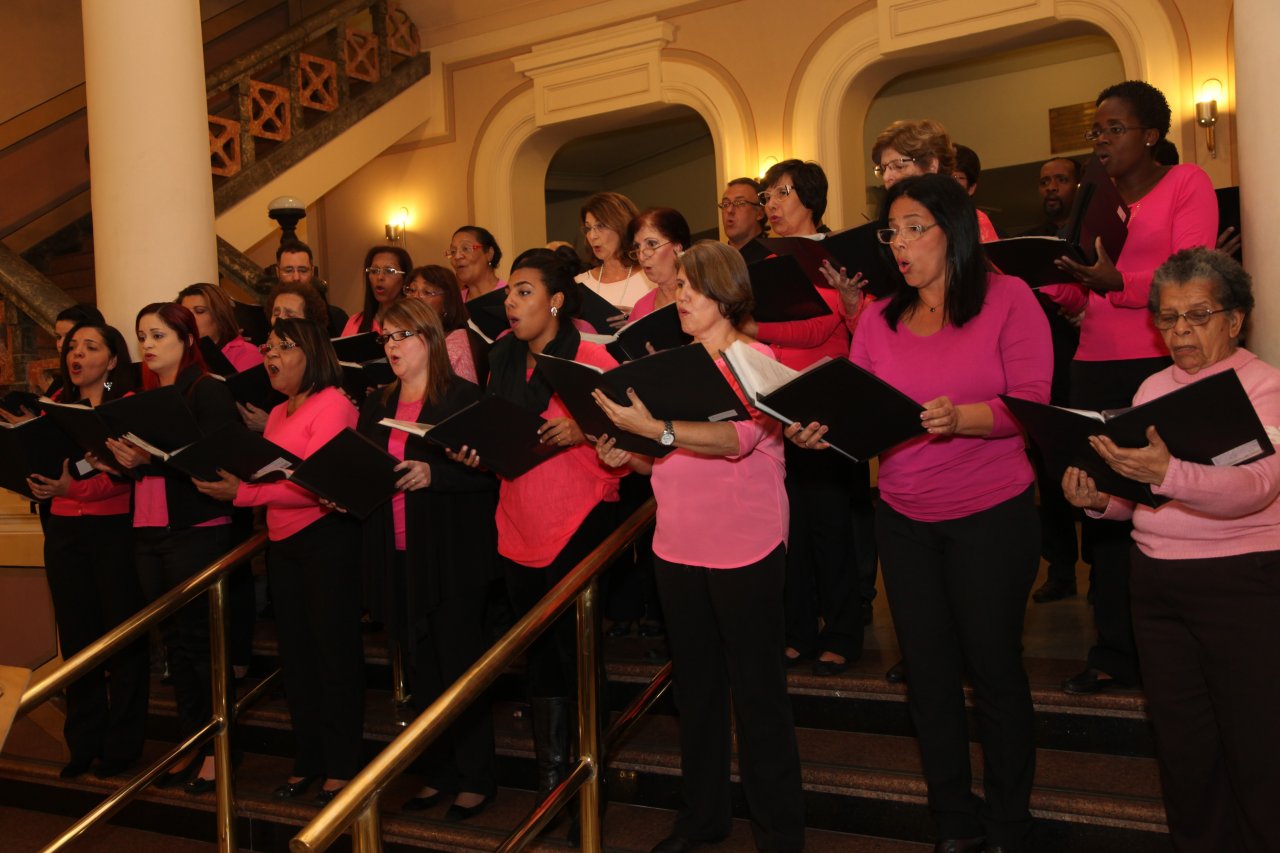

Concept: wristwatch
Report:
left=659, top=420, right=675, bottom=446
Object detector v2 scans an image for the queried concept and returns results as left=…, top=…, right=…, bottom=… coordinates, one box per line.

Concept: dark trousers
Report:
left=44, top=514, right=148, bottom=764
left=656, top=544, right=805, bottom=852
left=136, top=524, right=232, bottom=737
left=1071, top=356, right=1169, bottom=683
left=603, top=474, right=662, bottom=624
left=1130, top=547, right=1280, bottom=853
left=876, top=487, right=1039, bottom=849
left=504, top=500, right=615, bottom=699
left=268, top=513, right=365, bottom=779
left=226, top=514, right=257, bottom=669
left=1029, top=444, right=1079, bottom=584
left=404, top=551, right=497, bottom=796
left=783, top=444, right=864, bottom=661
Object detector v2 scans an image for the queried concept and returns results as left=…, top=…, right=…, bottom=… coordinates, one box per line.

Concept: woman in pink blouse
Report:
left=1063, top=248, right=1280, bottom=852
left=594, top=241, right=803, bottom=853
left=342, top=245, right=412, bottom=336
left=791, top=175, right=1052, bottom=852
left=26, top=322, right=146, bottom=780
left=195, top=318, right=363, bottom=804
left=177, top=282, right=263, bottom=373
left=403, top=264, right=483, bottom=385
left=1042, top=81, right=1219, bottom=697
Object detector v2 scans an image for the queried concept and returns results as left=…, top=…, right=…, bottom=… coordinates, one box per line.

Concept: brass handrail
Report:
left=290, top=498, right=658, bottom=853
left=17, top=529, right=270, bottom=853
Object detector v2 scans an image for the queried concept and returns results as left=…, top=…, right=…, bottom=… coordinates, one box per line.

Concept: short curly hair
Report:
left=1150, top=247, right=1254, bottom=323
left=762, top=159, right=829, bottom=226
left=1096, top=80, right=1172, bottom=139
left=871, top=119, right=956, bottom=177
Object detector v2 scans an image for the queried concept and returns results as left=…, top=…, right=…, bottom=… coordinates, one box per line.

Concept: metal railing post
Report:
left=576, top=578, right=603, bottom=853
left=350, top=800, right=383, bottom=853
left=209, top=575, right=238, bottom=853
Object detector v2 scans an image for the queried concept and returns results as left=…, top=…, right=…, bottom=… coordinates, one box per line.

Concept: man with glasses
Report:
left=718, top=178, right=769, bottom=263
left=274, top=239, right=348, bottom=336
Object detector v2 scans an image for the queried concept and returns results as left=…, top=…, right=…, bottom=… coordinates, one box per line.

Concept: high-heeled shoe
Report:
left=402, top=789, right=445, bottom=811
left=184, top=775, right=216, bottom=795
left=273, top=773, right=323, bottom=799
left=154, top=756, right=200, bottom=789
left=315, top=785, right=345, bottom=805
left=445, top=790, right=496, bottom=822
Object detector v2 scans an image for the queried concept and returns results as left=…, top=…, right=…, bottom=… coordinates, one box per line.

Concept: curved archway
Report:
left=789, top=0, right=1189, bottom=227
left=471, top=53, right=756, bottom=259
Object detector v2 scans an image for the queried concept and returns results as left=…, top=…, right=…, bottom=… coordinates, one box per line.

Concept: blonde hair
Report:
left=378, top=298, right=453, bottom=405
left=871, top=119, right=956, bottom=177
left=676, top=240, right=753, bottom=327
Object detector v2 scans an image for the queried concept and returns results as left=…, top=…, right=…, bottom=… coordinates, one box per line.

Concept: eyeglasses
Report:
left=1084, top=124, right=1151, bottom=142
left=366, top=266, right=406, bottom=277
left=580, top=223, right=611, bottom=235
left=873, top=157, right=917, bottom=178
left=258, top=340, right=299, bottom=355
left=875, top=223, right=939, bottom=244
left=1152, top=307, right=1231, bottom=330
left=627, top=240, right=671, bottom=261
left=403, top=285, right=445, bottom=298
left=278, top=265, right=311, bottom=276
left=757, top=185, right=794, bottom=205
left=717, top=198, right=760, bottom=210
left=375, top=329, right=420, bottom=345
left=444, top=243, right=482, bottom=259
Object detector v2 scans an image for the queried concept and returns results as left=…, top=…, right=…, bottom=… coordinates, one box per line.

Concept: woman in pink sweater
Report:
left=790, top=174, right=1051, bottom=852
left=1063, top=248, right=1280, bottom=853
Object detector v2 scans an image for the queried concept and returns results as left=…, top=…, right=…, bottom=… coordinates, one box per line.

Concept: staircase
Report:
left=0, top=591, right=1169, bottom=852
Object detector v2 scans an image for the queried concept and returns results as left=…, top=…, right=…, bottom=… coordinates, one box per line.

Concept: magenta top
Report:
left=650, top=342, right=788, bottom=568
left=133, top=477, right=230, bottom=529
left=756, top=286, right=851, bottom=370
left=852, top=273, right=1052, bottom=521
left=628, top=288, right=669, bottom=322
left=388, top=399, right=416, bottom=550
left=52, top=471, right=131, bottom=518
left=445, top=328, right=478, bottom=384
left=221, top=336, right=263, bottom=373
left=496, top=341, right=625, bottom=568
left=340, top=314, right=383, bottom=337
left=1090, top=348, right=1280, bottom=560
left=234, top=386, right=358, bottom=541
left=1041, top=164, right=1217, bottom=362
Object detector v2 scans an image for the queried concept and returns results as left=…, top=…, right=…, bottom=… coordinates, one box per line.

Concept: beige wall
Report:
left=0, top=0, right=84, bottom=124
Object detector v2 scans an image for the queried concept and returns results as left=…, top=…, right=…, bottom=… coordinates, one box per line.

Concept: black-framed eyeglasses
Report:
left=875, top=223, right=939, bottom=244
left=258, top=340, right=300, bottom=355
left=627, top=240, right=672, bottom=261
left=1084, top=124, right=1152, bottom=142
left=1152, top=307, right=1231, bottom=330
left=873, top=157, right=917, bottom=178
left=366, top=266, right=406, bottom=277
left=717, top=198, right=760, bottom=210
left=757, top=185, right=794, bottom=205
left=375, top=329, right=420, bottom=345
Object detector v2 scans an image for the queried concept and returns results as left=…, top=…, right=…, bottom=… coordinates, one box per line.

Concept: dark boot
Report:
left=531, top=697, right=580, bottom=845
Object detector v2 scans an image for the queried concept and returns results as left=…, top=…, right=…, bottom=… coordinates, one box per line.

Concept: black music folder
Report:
left=340, top=359, right=396, bottom=404
left=0, top=416, right=85, bottom=500
left=330, top=331, right=384, bottom=364
left=576, top=283, right=625, bottom=334
left=721, top=341, right=925, bottom=462
left=162, top=422, right=299, bottom=483
left=465, top=288, right=511, bottom=342
left=985, top=156, right=1130, bottom=288
left=820, top=222, right=897, bottom=299
left=383, top=394, right=563, bottom=480
left=746, top=255, right=835, bottom=322
left=198, top=337, right=237, bottom=377
left=581, top=303, right=693, bottom=362
left=287, top=428, right=401, bottom=519
left=41, top=386, right=202, bottom=460
left=0, top=390, right=42, bottom=419
left=215, top=364, right=286, bottom=413
left=535, top=343, right=750, bottom=457
left=1001, top=369, right=1273, bottom=507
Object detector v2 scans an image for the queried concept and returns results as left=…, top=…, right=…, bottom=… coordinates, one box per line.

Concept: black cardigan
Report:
left=357, top=378, right=499, bottom=638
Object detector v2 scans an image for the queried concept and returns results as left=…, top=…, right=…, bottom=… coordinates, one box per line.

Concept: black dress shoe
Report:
left=885, top=659, right=907, bottom=684
left=812, top=657, right=851, bottom=677
left=638, top=621, right=666, bottom=639
left=315, top=787, right=343, bottom=805
left=651, top=836, right=706, bottom=853
left=93, top=758, right=135, bottom=779
left=154, top=758, right=199, bottom=789
left=273, top=774, right=323, bottom=799
left=1032, top=578, right=1077, bottom=603
left=59, top=756, right=95, bottom=779
left=184, top=775, right=216, bottom=795
left=933, top=837, right=985, bottom=853
left=402, top=790, right=445, bottom=811
left=606, top=620, right=634, bottom=638
left=445, top=791, right=495, bottom=821
left=1061, top=667, right=1134, bottom=695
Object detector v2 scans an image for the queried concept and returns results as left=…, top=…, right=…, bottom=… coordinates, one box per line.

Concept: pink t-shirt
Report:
left=496, top=341, right=625, bottom=567
left=852, top=273, right=1052, bottom=521
left=628, top=288, right=661, bottom=322
left=755, top=286, right=851, bottom=370
left=234, top=386, right=358, bottom=540
left=388, top=399, right=415, bottom=550
left=445, top=328, right=478, bottom=384
left=52, top=471, right=131, bottom=517
left=650, top=342, right=788, bottom=568
left=221, top=336, right=264, bottom=373
left=1092, top=348, right=1280, bottom=560
left=1041, top=164, right=1218, bottom=362
left=976, top=209, right=999, bottom=244
left=133, top=477, right=231, bottom=529
left=340, top=314, right=383, bottom=337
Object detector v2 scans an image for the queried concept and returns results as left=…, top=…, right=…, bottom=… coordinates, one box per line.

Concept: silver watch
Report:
left=659, top=420, right=675, bottom=446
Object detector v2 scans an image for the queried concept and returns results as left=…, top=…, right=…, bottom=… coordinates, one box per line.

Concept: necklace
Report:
left=920, top=299, right=942, bottom=313
left=592, top=262, right=634, bottom=284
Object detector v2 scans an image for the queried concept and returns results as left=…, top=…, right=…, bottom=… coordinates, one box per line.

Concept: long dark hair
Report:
left=270, top=318, right=344, bottom=396
left=359, top=245, right=413, bottom=332
left=879, top=174, right=988, bottom=330
left=135, top=302, right=208, bottom=389
left=57, top=322, right=136, bottom=404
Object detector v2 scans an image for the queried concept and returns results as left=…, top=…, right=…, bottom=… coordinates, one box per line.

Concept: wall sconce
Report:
left=385, top=206, right=410, bottom=244
left=1196, top=78, right=1222, bottom=159
left=758, top=156, right=778, bottom=181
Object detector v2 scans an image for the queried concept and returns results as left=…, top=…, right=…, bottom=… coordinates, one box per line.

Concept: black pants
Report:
left=1130, top=547, right=1280, bottom=853
left=1071, top=356, right=1169, bottom=682
left=44, top=514, right=148, bottom=765
left=268, top=513, right=365, bottom=779
left=226, top=513, right=257, bottom=670
left=504, top=500, right=615, bottom=699
left=876, top=487, right=1039, bottom=850
left=603, top=474, right=661, bottom=625
left=136, top=524, right=232, bottom=738
left=403, top=551, right=497, bottom=796
left=1028, top=443, right=1079, bottom=584
left=656, top=544, right=805, bottom=852
left=783, top=444, right=864, bottom=661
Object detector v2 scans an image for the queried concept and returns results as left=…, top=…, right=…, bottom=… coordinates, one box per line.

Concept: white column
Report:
left=82, top=0, right=216, bottom=352
left=1235, top=0, right=1280, bottom=366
